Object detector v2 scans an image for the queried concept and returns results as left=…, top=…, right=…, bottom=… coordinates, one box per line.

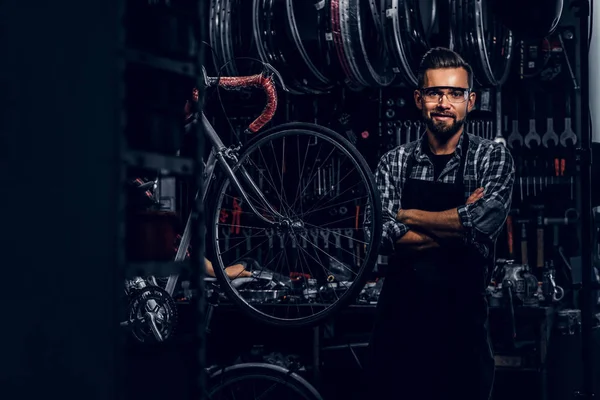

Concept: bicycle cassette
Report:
left=127, top=286, right=177, bottom=344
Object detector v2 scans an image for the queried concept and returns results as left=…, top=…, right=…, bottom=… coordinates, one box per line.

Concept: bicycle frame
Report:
left=165, top=72, right=286, bottom=296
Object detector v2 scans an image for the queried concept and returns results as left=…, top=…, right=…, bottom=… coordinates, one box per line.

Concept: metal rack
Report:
left=119, top=0, right=207, bottom=398
left=573, top=1, right=597, bottom=399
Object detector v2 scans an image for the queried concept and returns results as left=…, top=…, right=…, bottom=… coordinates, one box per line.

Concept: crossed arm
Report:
left=369, top=144, right=515, bottom=256
left=395, top=188, right=483, bottom=252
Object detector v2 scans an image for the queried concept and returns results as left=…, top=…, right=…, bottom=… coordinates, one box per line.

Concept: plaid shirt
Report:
left=365, top=132, right=515, bottom=259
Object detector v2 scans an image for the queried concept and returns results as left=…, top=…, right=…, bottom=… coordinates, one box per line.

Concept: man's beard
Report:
left=423, top=111, right=466, bottom=142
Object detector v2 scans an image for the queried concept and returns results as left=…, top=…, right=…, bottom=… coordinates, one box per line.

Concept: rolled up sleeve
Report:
left=364, top=151, right=410, bottom=254
left=458, top=144, right=515, bottom=248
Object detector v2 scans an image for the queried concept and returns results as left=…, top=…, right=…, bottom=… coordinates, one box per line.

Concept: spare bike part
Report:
left=210, top=122, right=382, bottom=327
left=252, top=0, right=305, bottom=94
left=336, top=0, right=395, bottom=88
left=216, top=0, right=258, bottom=76
left=210, top=0, right=225, bottom=73
left=420, top=0, right=437, bottom=38
left=207, top=363, right=323, bottom=400
left=267, top=0, right=332, bottom=94
left=458, top=0, right=514, bottom=87
left=284, top=0, right=335, bottom=91
left=315, top=0, right=345, bottom=84
left=490, top=0, right=563, bottom=41
left=330, top=0, right=364, bottom=89
left=384, top=0, right=430, bottom=87
left=127, top=286, right=177, bottom=343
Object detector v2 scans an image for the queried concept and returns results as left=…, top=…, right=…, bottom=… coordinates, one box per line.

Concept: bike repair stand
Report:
left=572, top=0, right=597, bottom=398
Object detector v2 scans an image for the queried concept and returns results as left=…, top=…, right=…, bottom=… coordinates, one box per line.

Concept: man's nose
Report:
left=437, top=97, right=451, bottom=109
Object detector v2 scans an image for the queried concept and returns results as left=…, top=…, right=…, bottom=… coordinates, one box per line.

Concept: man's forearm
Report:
left=399, top=208, right=465, bottom=239
left=395, top=230, right=440, bottom=252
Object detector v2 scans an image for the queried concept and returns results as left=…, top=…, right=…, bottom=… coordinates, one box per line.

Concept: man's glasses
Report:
left=420, top=87, right=471, bottom=104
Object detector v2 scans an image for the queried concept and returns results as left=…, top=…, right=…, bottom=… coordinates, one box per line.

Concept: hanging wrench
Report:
left=320, top=230, right=331, bottom=249
left=243, top=228, right=252, bottom=251
left=403, top=121, right=412, bottom=143
left=332, top=228, right=343, bottom=258
left=413, top=121, right=424, bottom=138
left=266, top=228, right=274, bottom=249
left=222, top=227, right=231, bottom=251
left=524, top=118, right=541, bottom=149
left=344, top=228, right=354, bottom=249
left=395, top=123, right=402, bottom=147
left=541, top=118, right=559, bottom=148
left=507, top=120, right=523, bottom=148
left=309, top=228, right=320, bottom=247
left=278, top=232, right=285, bottom=249
left=560, top=116, right=577, bottom=147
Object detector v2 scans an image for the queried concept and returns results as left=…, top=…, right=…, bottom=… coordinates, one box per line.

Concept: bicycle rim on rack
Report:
left=207, top=363, right=323, bottom=400
left=285, top=0, right=335, bottom=92
left=210, top=123, right=382, bottom=328
left=336, top=0, right=395, bottom=88
left=456, top=0, right=513, bottom=87
left=384, top=0, right=430, bottom=87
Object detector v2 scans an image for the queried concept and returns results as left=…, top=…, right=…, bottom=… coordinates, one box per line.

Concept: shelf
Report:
left=123, top=149, right=195, bottom=176
left=123, top=48, right=196, bottom=77
left=125, top=261, right=190, bottom=278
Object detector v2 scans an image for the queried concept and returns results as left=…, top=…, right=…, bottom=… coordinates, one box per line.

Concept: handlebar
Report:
left=193, top=63, right=288, bottom=134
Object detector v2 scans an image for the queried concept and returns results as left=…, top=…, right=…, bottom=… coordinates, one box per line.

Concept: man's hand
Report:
left=466, top=187, right=484, bottom=205
left=395, top=230, right=440, bottom=253
left=225, top=264, right=252, bottom=279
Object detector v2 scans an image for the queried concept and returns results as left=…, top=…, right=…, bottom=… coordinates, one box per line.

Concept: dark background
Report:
left=0, top=1, right=599, bottom=400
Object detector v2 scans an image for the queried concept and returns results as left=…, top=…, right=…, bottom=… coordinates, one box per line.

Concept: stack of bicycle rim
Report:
left=252, top=0, right=335, bottom=94
left=451, top=0, right=514, bottom=87
left=211, top=0, right=261, bottom=76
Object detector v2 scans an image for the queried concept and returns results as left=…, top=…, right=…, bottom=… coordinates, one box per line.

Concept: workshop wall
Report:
left=119, top=2, right=600, bottom=400
left=198, top=0, right=585, bottom=274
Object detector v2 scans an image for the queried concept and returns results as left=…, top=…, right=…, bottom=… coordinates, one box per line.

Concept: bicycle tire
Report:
left=209, top=122, right=382, bottom=328
left=207, top=362, right=323, bottom=400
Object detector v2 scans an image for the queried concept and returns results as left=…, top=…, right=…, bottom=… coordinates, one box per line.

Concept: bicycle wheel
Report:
left=210, top=122, right=382, bottom=327
left=207, top=363, right=323, bottom=400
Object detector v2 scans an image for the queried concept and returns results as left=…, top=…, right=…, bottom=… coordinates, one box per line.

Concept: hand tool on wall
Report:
left=542, top=117, right=559, bottom=148
left=332, top=228, right=343, bottom=260
left=532, top=205, right=545, bottom=268
left=507, top=100, right=523, bottom=149
left=222, top=227, right=231, bottom=251
left=396, top=123, right=402, bottom=147
left=520, top=223, right=529, bottom=266
left=524, top=94, right=541, bottom=149
left=506, top=212, right=515, bottom=259
left=320, top=230, right=331, bottom=250
left=404, top=121, right=412, bottom=144
left=507, top=120, right=523, bottom=148
left=559, top=93, right=577, bottom=147
left=243, top=228, right=252, bottom=252
left=266, top=227, right=275, bottom=249
left=494, top=118, right=507, bottom=146
left=344, top=228, right=354, bottom=250
left=230, top=197, right=242, bottom=234
left=558, top=32, right=580, bottom=91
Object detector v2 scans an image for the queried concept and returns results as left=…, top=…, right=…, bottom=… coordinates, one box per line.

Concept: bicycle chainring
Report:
left=127, top=286, right=177, bottom=344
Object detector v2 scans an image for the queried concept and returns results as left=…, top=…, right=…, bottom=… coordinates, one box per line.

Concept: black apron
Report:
left=366, top=134, right=495, bottom=400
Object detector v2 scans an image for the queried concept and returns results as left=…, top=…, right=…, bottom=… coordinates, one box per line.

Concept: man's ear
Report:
left=414, top=90, right=423, bottom=110
left=467, top=91, right=477, bottom=113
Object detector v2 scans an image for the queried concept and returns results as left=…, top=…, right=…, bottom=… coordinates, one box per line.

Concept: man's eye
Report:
left=426, top=90, right=440, bottom=97
left=451, top=91, right=464, bottom=98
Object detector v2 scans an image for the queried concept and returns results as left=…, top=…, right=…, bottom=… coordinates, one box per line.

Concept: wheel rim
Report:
left=211, top=128, right=381, bottom=327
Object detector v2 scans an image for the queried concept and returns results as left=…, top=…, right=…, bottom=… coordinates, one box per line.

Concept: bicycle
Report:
left=200, top=276, right=324, bottom=400
left=121, top=61, right=382, bottom=343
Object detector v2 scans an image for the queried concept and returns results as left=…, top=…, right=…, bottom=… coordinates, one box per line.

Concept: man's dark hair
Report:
left=416, top=47, right=474, bottom=89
